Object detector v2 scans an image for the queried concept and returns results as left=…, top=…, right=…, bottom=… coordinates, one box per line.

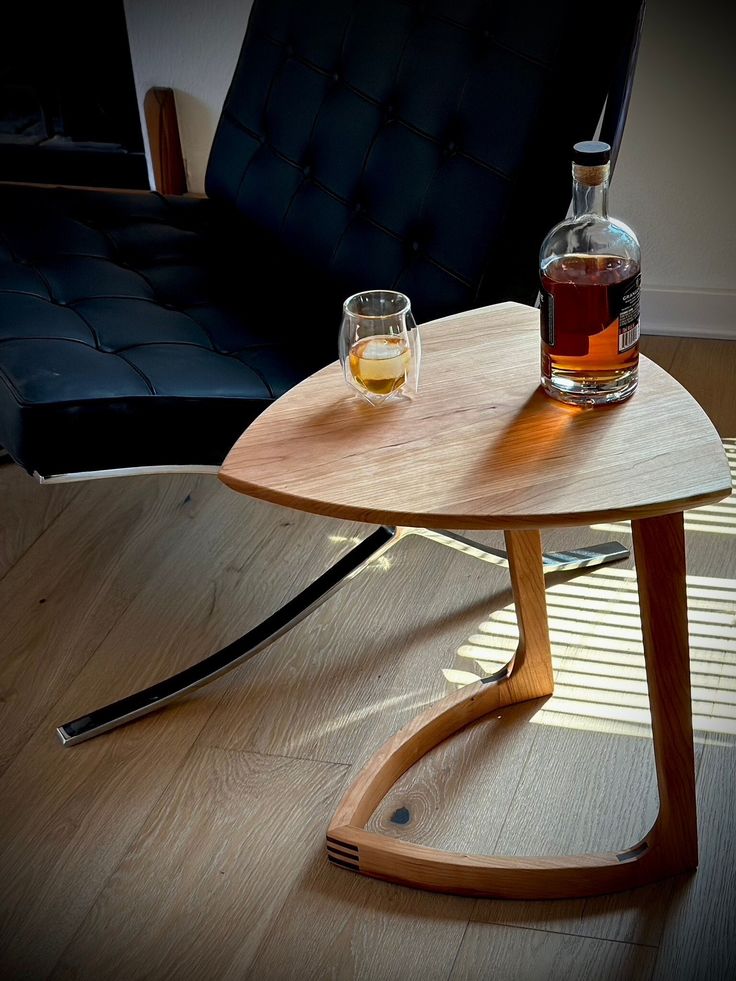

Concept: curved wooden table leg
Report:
left=631, top=511, right=698, bottom=872
left=327, top=518, right=698, bottom=899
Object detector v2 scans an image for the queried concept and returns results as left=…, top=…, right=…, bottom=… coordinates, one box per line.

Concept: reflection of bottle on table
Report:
left=539, top=141, right=641, bottom=406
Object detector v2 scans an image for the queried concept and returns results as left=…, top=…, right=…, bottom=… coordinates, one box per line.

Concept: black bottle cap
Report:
left=572, top=141, right=611, bottom=165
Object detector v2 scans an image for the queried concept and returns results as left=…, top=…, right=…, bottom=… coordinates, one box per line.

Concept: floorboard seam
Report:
left=486, top=714, right=542, bottom=853
left=471, top=919, right=659, bottom=949
left=43, top=725, right=220, bottom=980
left=444, top=917, right=472, bottom=981
left=238, top=772, right=359, bottom=977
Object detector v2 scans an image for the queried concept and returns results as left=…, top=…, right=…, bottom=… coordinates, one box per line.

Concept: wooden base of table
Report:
left=327, top=517, right=699, bottom=899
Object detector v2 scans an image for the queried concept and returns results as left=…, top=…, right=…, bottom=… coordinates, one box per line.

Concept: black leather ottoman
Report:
left=0, top=0, right=645, bottom=479
left=0, top=184, right=338, bottom=477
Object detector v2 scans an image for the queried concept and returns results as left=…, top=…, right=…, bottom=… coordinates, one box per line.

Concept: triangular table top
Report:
left=220, top=302, right=730, bottom=529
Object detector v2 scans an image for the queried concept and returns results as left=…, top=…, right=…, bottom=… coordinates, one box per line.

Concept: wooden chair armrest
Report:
left=144, top=87, right=187, bottom=195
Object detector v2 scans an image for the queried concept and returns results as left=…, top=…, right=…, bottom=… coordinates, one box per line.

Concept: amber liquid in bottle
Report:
left=541, top=254, right=640, bottom=383
left=539, top=141, right=641, bottom=405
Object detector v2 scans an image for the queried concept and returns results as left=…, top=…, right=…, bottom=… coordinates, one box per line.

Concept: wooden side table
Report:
left=219, top=302, right=731, bottom=899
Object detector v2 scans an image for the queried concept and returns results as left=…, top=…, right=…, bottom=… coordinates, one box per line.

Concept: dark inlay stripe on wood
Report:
left=327, top=844, right=360, bottom=863
left=326, top=835, right=358, bottom=852
left=328, top=855, right=361, bottom=872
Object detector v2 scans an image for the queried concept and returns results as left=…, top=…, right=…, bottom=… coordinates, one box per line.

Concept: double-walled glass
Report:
left=339, top=290, right=421, bottom=406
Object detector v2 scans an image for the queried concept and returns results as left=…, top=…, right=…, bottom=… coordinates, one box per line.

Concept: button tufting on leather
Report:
left=0, top=0, right=639, bottom=478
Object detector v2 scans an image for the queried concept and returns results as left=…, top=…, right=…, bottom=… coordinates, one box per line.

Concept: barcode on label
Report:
left=619, top=322, right=640, bottom=352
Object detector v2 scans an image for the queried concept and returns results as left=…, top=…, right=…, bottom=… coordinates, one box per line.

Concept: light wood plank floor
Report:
left=1, top=336, right=735, bottom=981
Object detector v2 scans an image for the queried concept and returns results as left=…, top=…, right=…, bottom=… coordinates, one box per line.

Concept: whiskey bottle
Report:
left=539, top=141, right=641, bottom=405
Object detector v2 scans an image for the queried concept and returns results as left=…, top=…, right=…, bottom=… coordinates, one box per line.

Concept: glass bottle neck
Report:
left=572, top=177, right=609, bottom=218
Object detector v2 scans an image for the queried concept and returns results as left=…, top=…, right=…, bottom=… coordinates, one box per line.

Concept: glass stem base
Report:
left=541, top=365, right=638, bottom=406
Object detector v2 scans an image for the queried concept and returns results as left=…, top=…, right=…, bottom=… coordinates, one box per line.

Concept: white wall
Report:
left=124, top=0, right=735, bottom=337
left=123, top=0, right=253, bottom=193
left=611, top=0, right=736, bottom=338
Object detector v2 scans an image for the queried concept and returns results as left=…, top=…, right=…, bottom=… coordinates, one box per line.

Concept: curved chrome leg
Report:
left=411, top=528, right=629, bottom=573
left=57, top=526, right=402, bottom=746
left=58, top=521, right=628, bottom=747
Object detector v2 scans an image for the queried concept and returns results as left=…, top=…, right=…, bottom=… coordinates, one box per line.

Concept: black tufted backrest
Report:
left=206, top=0, right=644, bottom=324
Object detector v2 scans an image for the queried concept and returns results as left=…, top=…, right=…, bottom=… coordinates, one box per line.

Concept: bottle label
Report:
left=617, top=273, right=641, bottom=352
left=540, top=268, right=640, bottom=355
left=540, top=289, right=554, bottom=347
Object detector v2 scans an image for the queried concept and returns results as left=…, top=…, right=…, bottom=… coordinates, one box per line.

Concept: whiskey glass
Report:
left=338, top=290, right=421, bottom=406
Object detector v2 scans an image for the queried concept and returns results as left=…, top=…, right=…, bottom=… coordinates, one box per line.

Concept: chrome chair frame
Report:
left=44, top=465, right=628, bottom=746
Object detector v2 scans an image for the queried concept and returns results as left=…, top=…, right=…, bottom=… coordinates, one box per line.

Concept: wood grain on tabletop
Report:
left=220, top=303, right=731, bottom=530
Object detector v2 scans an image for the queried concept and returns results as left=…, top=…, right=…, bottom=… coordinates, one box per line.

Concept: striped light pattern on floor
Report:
left=454, top=566, right=736, bottom=740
